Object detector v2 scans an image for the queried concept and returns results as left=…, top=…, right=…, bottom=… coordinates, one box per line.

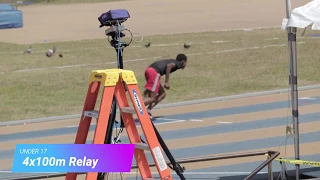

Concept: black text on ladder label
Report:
left=132, top=88, right=144, bottom=116
left=152, top=146, right=168, bottom=171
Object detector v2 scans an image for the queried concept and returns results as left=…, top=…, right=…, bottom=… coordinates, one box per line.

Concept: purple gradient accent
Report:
left=12, top=144, right=135, bottom=173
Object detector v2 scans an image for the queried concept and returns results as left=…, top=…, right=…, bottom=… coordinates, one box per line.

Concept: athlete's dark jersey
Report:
left=149, top=59, right=182, bottom=76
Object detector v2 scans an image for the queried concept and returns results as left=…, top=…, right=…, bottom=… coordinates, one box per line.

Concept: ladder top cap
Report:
left=89, top=68, right=137, bottom=86
left=91, top=69, right=134, bottom=73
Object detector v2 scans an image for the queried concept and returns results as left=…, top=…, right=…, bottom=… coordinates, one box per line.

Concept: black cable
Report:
left=107, top=28, right=133, bottom=47
left=124, top=28, right=133, bottom=45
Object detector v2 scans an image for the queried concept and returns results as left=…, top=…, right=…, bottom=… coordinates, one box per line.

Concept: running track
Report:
left=1, top=88, right=320, bottom=180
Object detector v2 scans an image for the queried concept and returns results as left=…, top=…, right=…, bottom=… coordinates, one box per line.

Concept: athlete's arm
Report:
left=165, top=63, right=176, bottom=83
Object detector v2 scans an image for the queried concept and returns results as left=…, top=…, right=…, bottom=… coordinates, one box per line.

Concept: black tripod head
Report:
left=108, top=31, right=129, bottom=49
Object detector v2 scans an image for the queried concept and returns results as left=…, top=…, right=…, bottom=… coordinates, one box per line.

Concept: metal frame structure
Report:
left=147, top=150, right=280, bottom=180
left=285, top=1, right=300, bottom=179
left=8, top=150, right=280, bottom=180
left=283, top=0, right=320, bottom=179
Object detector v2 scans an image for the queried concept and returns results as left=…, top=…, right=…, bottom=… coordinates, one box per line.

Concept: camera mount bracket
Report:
left=104, top=25, right=125, bottom=36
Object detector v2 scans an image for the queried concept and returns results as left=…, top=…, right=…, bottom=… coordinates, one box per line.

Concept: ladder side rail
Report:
left=76, top=81, right=101, bottom=144
left=86, top=78, right=119, bottom=180
left=65, top=81, right=101, bottom=180
left=115, top=79, right=153, bottom=179
left=125, top=83, right=173, bottom=180
left=91, top=85, right=116, bottom=144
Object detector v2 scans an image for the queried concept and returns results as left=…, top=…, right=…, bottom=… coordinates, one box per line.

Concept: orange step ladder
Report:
left=65, top=69, right=173, bottom=180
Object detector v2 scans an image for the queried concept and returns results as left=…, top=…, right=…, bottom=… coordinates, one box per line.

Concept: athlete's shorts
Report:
left=144, top=67, right=161, bottom=93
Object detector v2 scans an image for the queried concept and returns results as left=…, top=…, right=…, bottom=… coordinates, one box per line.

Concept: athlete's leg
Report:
left=144, top=90, right=157, bottom=119
left=143, top=68, right=161, bottom=106
left=143, top=89, right=150, bottom=98
left=144, top=90, right=158, bottom=106
left=147, top=85, right=166, bottom=110
left=143, top=67, right=161, bottom=120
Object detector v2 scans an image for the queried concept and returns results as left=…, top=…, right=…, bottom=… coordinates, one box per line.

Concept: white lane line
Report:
left=55, top=58, right=148, bottom=69
left=14, top=68, right=45, bottom=72
left=265, top=37, right=280, bottom=40
left=155, top=118, right=184, bottom=121
left=207, top=42, right=305, bottom=55
left=299, top=97, right=317, bottom=100
left=216, top=121, right=233, bottom=124
left=66, top=125, right=79, bottom=128
left=122, top=58, right=147, bottom=62
left=213, top=48, right=246, bottom=54
left=186, top=52, right=203, bottom=56
left=0, top=49, right=71, bottom=55
left=262, top=44, right=280, bottom=48
left=156, top=118, right=203, bottom=122
left=190, top=119, right=203, bottom=122
left=189, top=119, right=203, bottom=122
left=212, top=40, right=229, bottom=43
left=215, top=47, right=260, bottom=54
left=153, top=120, right=185, bottom=125
left=55, top=63, right=100, bottom=69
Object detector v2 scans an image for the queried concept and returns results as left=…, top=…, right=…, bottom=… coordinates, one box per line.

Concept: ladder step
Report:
left=83, top=110, right=99, bottom=119
left=135, top=143, right=150, bottom=151
left=121, top=107, right=136, bottom=114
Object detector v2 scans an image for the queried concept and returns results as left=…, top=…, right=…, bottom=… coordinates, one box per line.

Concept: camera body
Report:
left=104, top=25, right=125, bottom=37
left=98, top=9, right=130, bottom=27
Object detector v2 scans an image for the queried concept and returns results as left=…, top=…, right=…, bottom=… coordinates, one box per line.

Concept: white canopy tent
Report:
left=282, top=0, right=320, bottom=179
left=285, top=0, right=320, bottom=30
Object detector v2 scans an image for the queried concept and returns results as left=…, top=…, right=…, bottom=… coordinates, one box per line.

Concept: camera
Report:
left=98, top=9, right=130, bottom=28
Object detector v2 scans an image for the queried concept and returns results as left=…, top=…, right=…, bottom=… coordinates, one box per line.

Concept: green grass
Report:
left=1, top=28, right=320, bottom=122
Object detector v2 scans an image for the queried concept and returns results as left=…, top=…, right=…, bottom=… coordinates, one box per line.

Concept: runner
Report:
left=143, top=53, right=188, bottom=119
